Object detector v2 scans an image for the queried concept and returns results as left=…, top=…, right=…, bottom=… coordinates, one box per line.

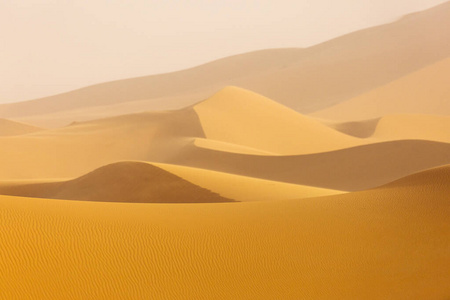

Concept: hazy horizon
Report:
left=1, top=0, right=448, bottom=104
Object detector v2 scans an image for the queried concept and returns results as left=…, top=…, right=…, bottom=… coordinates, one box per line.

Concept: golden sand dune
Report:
left=0, top=162, right=341, bottom=202
left=0, top=166, right=448, bottom=299
left=193, top=87, right=361, bottom=154
left=1, top=88, right=449, bottom=190
left=0, top=162, right=233, bottom=203
left=1, top=2, right=449, bottom=128
left=0, top=108, right=203, bottom=180
left=154, top=163, right=343, bottom=201
left=313, top=57, right=450, bottom=121
left=0, top=118, right=42, bottom=136
left=172, top=139, right=450, bottom=191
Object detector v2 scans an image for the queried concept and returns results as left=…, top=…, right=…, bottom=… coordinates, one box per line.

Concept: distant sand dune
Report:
left=0, top=162, right=233, bottom=203
left=0, top=118, right=42, bottom=136
left=0, top=166, right=449, bottom=299
left=313, top=57, right=450, bottom=121
left=1, top=2, right=449, bottom=128
left=327, top=114, right=450, bottom=143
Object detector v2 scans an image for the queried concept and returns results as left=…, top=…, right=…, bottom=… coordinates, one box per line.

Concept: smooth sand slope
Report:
left=0, top=162, right=233, bottom=203
left=154, top=163, right=343, bottom=201
left=193, top=87, right=361, bottom=155
left=172, top=140, right=450, bottom=191
left=0, top=118, right=42, bottom=136
left=313, top=56, right=450, bottom=121
left=2, top=1, right=450, bottom=127
left=0, top=166, right=449, bottom=299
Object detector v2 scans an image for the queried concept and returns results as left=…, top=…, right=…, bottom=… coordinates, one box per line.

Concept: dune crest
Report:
left=193, top=86, right=360, bottom=155
left=0, top=162, right=234, bottom=203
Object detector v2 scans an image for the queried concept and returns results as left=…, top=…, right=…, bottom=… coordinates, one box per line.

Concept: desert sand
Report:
left=1, top=2, right=450, bottom=299
left=0, top=166, right=449, bottom=299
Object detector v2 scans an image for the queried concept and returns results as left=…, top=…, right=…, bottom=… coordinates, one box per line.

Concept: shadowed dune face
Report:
left=153, top=163, right=344, bottom=201
left=0, top=162, right=234, bottom=203
left=328, top=114, right=450, bottom=142
left=0, top=166, right=449, bottom=299
left=171, top=140, right=450, bottom=191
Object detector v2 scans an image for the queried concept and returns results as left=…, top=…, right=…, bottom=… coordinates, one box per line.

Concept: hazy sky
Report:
left=1, top=0, right=447, bottom=104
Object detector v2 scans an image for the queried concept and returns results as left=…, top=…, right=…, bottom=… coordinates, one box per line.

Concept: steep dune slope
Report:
left=0, top=118, right=42, bottom=136
left=313, top=57, right=450, bottom=120
left=2, top=2, right=450, bottom=126
left=172, top=140, right=450, bottom=191
left=193, top=87, right=360, bottom=154
left=1, top=166, right=449, bottom=299
left=0, top=162, right=233, bottom=203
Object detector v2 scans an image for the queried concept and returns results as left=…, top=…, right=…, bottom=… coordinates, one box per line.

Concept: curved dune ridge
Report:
left=0, top=166, right=449, bottom=299
left=172, top=139, right=450, bottom=191
left=153, top=163, right=343, bottom=201
left=0, top=161, right=234, bottom=203
left=1, top=1, right=449, bottom=128
left=193, top=86, right=361, bottom=155
left=0, top=118, right=42, bottom=136
left=313, top=56, right=450, bottom=121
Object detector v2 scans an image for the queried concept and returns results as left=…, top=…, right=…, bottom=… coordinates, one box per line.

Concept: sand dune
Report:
left=0, top=108, right=204, bottom=180
left=1, top=89, right=449, bottom=190
left=193, top=86, right=361, bottom=154
left=171, top=140, right=450, bottom=191
left=1, top=2, right=450, bottom=127
left=0, top=162, right=342, bottom=202
left=0, top=118, right=42, bottom=136
left=313, top=57, right=450, bottom=121
left=0, top=162, right=233, bottom=203
left=1, top=2, right=448, bottom=299
left=154, top=163, right=343, bottom=201
left=0, top=49, right=306, bottom=122
left=1, top=166, right=448, bottom=299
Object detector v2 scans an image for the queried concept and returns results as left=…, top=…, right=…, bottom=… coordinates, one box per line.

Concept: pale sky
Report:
left=0, top=0, right=448, bottom=104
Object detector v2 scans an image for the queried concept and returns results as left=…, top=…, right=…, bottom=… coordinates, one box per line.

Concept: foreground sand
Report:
left=0, top=166, right=449, bottom=299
